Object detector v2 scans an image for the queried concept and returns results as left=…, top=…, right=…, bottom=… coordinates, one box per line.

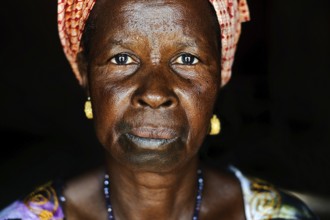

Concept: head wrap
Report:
left=58, top=0, right=250, bottom=86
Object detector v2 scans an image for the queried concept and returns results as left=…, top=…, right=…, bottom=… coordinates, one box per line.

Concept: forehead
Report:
left=92, top=0, right=217, bottom=36
left=84, top=0, right=221, bottom=60
left=119, top=2, right=184, bottom=33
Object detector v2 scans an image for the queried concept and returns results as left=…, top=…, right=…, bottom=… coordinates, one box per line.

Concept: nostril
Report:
left=162, top=100, right=173, bottom=107
left=137, top=98, right=148, bottom=107
left=135, top=97, right=175, bottom=108
left=133, top=93, right=177, bottom=109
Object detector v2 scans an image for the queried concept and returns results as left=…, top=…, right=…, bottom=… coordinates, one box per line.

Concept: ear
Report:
left=76, top=51, right=90, bottom=91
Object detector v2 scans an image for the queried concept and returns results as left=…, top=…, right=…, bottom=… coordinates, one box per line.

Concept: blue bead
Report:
left=103, top=168, right=204, bottom=220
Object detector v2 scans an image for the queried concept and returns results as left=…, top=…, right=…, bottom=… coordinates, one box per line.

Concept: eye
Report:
left=173, top=54, right=199, bottom=65
left=110, top=54, right=136, bottom=65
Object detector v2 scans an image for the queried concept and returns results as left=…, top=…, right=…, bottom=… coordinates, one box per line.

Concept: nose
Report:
left=131, top=70, right=178, bottom=109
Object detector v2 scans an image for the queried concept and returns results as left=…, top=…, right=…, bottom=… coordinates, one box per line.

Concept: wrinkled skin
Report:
left=81, top=0, right=221, bottom=172
left=63, top=0, right=245, bottom=219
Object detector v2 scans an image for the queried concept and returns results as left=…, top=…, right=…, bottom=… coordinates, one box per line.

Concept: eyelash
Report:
left=173, top=53, right=199, bottom=65
left=110, top=54, right=136, bottom=65
left=110, top=53, right=199, bottom=66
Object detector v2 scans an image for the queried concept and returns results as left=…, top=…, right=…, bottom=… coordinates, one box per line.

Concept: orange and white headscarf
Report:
left=58, top=0, right=250, bottom=86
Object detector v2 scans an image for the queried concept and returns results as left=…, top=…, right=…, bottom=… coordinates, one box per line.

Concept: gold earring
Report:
left=209, top=114, right=221, bottom=135
left=84, top=97, right=93, bottom=119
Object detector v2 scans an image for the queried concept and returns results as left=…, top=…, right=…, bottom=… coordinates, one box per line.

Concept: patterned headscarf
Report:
left=58, top=0, right=250, bottom=86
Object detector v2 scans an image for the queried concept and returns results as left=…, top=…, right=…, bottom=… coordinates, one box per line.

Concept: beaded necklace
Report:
left=103, top=169, right=204, bottom=220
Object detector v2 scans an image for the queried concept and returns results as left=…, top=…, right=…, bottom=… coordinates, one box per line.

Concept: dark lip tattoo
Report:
left=115, top=118, right=188, bottom=152
left=125, top=133, right=179, bottom=150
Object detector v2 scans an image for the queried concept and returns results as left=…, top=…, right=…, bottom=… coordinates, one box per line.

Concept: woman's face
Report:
left=81, top=0, right=221, bottom=172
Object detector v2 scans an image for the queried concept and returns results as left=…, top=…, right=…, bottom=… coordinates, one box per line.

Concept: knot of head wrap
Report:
left=58, top=0, right=250, bottom=86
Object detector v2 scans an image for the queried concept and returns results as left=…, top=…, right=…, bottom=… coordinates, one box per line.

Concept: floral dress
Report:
left=0, top=166, right=319, bottom=220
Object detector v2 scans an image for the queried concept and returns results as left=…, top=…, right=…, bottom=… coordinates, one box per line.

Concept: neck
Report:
left=105, top=157, right=200, bottom=220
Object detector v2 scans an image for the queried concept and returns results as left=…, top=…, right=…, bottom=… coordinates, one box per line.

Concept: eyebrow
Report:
left=108, top=39, right=198, bottom=48
left=108, top=39, right=126, bottom=45
left=102, top=39, right=135, bottom=52
left=175, top=41, right=198, bottom=48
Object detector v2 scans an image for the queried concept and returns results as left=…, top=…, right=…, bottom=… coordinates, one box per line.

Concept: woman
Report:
left=0, top=0, right=319, bottom=219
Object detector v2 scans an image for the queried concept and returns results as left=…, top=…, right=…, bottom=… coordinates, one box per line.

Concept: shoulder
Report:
left=0, top=181, right=65, bottom=220
left=61, top=168, right=107, bottom=220
left=229, top=165, right=319, bottom=220
left=201, top=164, right=246, bottom=219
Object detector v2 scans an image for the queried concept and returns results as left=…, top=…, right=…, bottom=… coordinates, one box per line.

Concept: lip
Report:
left=125, top=133, right=178, bottom=150
left=130, top=127, right=177, bottom=139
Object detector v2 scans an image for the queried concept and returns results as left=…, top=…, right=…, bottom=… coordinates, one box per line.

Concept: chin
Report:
left=111, top=133, right=189, bottom=172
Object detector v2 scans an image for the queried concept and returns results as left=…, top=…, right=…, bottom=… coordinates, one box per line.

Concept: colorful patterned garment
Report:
left=0, top=181, right=65, bottom=220
left=229, top=166, right=319, bottom=220
left=0, top=166, right=319, bottom=220
left=58, top=0, right=250, bottom=87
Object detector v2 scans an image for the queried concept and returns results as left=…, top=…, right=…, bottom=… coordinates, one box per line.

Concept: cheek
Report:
left=181, top=79, right=219, bottom=147
left=190, top=70, right=220, bottom=114
left=89, top=75, right=134, bottom=147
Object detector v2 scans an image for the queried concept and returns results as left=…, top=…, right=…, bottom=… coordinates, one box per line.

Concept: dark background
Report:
left=1, top=0, right=329, bottom=218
